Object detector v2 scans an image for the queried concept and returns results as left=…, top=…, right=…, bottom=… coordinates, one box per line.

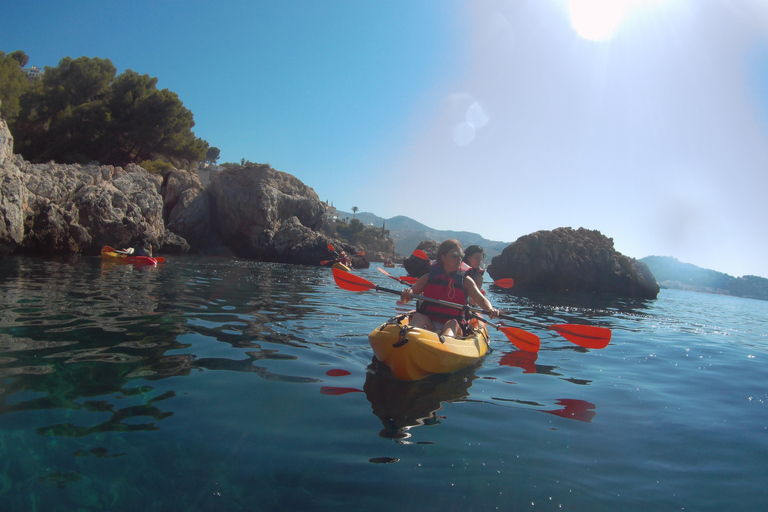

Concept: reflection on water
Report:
left=0, top=256, right=329, bottom=440
left=363, top=359, right=478, bottom=440
left=3, top=258, right=765, bottom=511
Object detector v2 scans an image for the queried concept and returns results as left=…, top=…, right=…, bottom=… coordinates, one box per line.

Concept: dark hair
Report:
left=463, top=245, right=483, bottom=264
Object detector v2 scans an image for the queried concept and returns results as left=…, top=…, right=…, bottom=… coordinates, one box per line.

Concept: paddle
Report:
left=377, top=267, right=418, bottom=285
left=103, top=245, right=126, bottom=257
left=334, top=268, right=539, bottom=352
left=321, top=250, right=365, bottom=267
left=469, top=312, right=540, bottom=352
left=379, top=265, right=512, bottom=288
left=332, top=268, right=611, bottom=350
left=409, top=249, right=513, bottom=288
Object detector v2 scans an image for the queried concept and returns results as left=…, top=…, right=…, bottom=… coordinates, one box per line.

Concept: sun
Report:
left=567, top=0, right=645, bottom=41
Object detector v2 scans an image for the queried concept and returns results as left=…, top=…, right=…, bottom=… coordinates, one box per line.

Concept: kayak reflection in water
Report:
left=400, top=239, right=499, bottom=337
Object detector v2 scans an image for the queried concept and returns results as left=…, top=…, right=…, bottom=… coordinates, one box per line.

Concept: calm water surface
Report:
left=0, top=256, right=766, bottom=511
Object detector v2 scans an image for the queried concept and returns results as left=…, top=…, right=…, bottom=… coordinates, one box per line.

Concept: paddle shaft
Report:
left=332, top=268, right=610, bottom=349
left=373, top=283, right=496, bottom=318
left=377, top=282, right=579, bottom=339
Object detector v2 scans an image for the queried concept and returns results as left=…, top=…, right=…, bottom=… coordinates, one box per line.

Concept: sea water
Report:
left=0, top=256, right=766, bottom=511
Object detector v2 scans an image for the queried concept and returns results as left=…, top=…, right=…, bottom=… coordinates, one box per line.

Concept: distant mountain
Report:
left=640, top=256, right=768, bottom=301
left=336, top=211, right=509, bottom=259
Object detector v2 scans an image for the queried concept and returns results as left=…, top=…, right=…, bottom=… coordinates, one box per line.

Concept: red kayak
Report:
left=101, top=246, right=163, bottom=266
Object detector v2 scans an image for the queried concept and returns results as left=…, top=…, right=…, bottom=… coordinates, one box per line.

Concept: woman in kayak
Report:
left=400, top=239, right=498, bottom=337
left=462, top=245, right=485, bottom=289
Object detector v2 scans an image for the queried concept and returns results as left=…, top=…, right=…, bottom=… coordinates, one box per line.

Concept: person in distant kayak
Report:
left=400, top=239, right=498, bottom=337
left=132, top=239, right=153, bottom=257
left=462, top=245, right=485, bottom=289
left=338, top=251, right=352, bottom=267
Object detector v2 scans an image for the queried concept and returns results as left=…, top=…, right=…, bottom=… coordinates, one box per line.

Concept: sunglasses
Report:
left=447, top=252, right=464, bottom=259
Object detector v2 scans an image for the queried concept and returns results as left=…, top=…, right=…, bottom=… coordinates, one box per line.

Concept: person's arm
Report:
left=401, top=274, right=428, bottom=302
left=464, top=278, right=498, bottom=318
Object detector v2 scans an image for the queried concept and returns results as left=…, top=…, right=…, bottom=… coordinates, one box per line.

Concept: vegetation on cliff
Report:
left=322, top=217, right=395, bottom=257
left=640, top=256, right=768, bottom=301
left=0, top=50, right=207, bottom=168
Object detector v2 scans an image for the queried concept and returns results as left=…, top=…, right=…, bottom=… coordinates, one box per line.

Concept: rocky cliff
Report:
left=487, top=227, right=660, bottom=298
left=0, top=114, right=351, bottom=265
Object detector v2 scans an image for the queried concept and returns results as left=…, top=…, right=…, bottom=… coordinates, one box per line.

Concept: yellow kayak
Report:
left=332, top=262, right=351, bottom=272
left=368, top=314, right=490, bottom=381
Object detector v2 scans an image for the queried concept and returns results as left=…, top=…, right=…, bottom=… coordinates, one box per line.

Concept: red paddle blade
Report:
left=499, top=350, right=538, bottom=373
left=493, top=278, right=515, bottom=288
left=499, top=326, right=540, bottom=353
left=400, top=275, right=418, bottom=284
left=549, top=325, right=612, bottom=349
left=542, top=399, right=596, bottom=422
left=413, top=249, right=429, bottom=260
left=327, top=244, right=335, bottom=252
left=332, top=267, right=376, bottom=292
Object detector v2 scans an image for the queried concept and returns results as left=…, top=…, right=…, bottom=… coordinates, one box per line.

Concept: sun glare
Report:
left=567, top=0, right=651, bottom=41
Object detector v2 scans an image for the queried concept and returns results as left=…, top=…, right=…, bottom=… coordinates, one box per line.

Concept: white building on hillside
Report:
left=24, top=66, right=43, bottom=79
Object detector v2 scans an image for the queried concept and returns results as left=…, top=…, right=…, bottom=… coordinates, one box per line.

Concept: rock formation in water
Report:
left=487, top=227, right=660, bottom=298
left=403, top=240, right=439, bottom=277
left=0, top=114, right=357, bottom=264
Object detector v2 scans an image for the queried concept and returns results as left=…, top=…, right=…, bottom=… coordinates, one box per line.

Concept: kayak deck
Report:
left=368, top=314, right=490, bottom=381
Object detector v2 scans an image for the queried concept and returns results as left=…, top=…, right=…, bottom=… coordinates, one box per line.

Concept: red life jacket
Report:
left=417, top=263, right=468, bottom=322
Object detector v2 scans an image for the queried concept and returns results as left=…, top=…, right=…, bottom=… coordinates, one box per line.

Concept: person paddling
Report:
left=400, top=239, right=499, bottom=337
left=132, top=239, right=153, bottom=257
left=338, top=251, right=352, bottom=267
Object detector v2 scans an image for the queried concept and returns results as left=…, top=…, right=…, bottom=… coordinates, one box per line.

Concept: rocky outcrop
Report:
left=487, top=227, right=660, bottom=298
left=203, top=165, right=332, bottom=264
left=1, top=109, right=182, bottom=255
left=403, top=240, right=439, bottom=277
left=0, top=113, right=349, bottom=263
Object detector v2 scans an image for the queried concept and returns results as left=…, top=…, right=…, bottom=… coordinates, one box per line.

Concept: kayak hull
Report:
left=332, top=262, right=351, bottom=272
left=368, top=314, right=490, bottom=381
left=101, top=246, right=158, bottom=266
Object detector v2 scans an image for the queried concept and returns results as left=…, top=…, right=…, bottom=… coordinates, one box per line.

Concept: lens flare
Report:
left=567, top=0, right=630, bottom=41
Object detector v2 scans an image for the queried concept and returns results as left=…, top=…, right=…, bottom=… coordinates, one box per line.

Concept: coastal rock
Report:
left=351, top=253, right=370, bottom=269
left=0, top=111, right=183, bottom=255
left=487, top=227, right=660, bottom=298
left=0, top=121, right=25, bottom=254
left=0, top=116, right=13, bottom=166
left=164, top=169, right=211, bottom=249
left=0, top=111, right=369, bottom=264
left=205, top=165, right=335, bottom=263
left=403, top=240, right=439, bottom=277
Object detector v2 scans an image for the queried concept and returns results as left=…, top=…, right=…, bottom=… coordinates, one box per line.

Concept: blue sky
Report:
left=3, top=0, right=768, bottom=278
